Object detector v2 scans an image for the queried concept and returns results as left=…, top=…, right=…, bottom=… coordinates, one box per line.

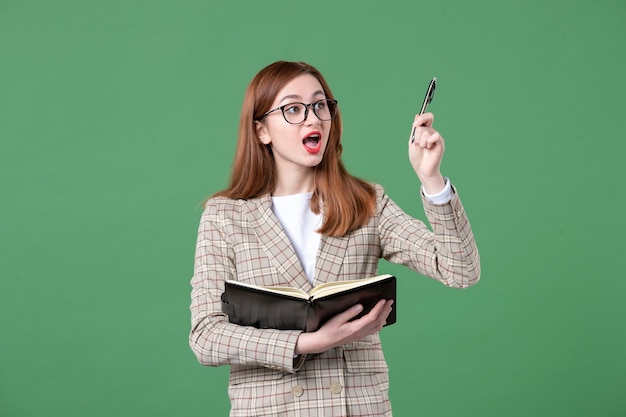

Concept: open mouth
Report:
left=303, top=132, right=322, bottom=154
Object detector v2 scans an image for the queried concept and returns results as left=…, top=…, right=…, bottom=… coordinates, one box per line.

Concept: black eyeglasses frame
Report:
left=256, top=99, right=338, bottom=125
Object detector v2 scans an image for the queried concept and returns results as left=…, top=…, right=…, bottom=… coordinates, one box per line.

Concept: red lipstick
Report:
left=302, top=131, right=322, bottom=154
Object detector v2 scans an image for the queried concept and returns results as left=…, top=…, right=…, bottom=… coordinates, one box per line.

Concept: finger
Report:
left=418, top=129, right=432, bottom=149
left=332, top=304, right=365, bottom=325
left=418, top=130, right=429, bottom=149
left=411, top=126, right=428, bottom=146
left=382, top=299, right=394, bottom=323
left=359, top=299, right=390, bottom=327
left=368, top=300, right=394, bottom=331
left=337, top=299, right=383, bottom=328
left=422, top=132, right=442, bottom=150
left=414, top=128, right=441, bottom=149
left=413, top=112, right=434, bottom=128
left=410, top=113, right=434, bottom=143
left=410, top=129, right=424, bottom=146
left=351, top=300, right=394, bottom=335
left=367, top=299, right=387, bottom=317
left=374, top=299, right=393, bottom=325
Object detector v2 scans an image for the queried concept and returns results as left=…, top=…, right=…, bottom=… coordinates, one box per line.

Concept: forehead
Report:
left=274, top=74, right=325, bottom=104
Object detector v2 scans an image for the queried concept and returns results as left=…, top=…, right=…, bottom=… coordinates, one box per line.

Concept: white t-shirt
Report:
left=271, top=192, right=321, bottom=285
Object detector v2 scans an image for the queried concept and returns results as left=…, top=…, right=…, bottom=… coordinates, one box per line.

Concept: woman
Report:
left=189, top=61, right=480, bottom=416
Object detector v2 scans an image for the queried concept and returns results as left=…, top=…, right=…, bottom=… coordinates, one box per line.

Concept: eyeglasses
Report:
left=258, top=99, right=338, bottom=125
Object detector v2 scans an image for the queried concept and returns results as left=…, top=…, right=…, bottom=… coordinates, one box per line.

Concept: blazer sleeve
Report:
left=188, top=199, right=305, bottom=373
left=377, top=184, right=481, bottom=288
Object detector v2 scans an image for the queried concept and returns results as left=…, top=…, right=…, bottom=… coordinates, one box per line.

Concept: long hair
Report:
left=213, top=61, right=376, bottom=237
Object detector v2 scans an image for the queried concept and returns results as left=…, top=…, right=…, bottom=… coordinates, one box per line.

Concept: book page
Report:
left=226, top=280, right=310, bottom=300
left=309, top=274, right=393, bottom=300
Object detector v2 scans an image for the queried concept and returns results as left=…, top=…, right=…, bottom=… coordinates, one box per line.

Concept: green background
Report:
left=1, top=0, right=625, bottom=416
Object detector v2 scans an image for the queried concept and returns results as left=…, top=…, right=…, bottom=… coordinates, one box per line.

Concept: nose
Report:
left=304, top=103, right=322, bottom=124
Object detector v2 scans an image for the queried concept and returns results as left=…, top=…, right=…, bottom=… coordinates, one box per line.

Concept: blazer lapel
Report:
left=244, top=195, right=311, bottom=289
left=314, top=232, right=349, bottom=285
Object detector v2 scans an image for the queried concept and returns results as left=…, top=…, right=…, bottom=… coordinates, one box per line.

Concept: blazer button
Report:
left=330, top=382, right=342, bottom=394
left=292, top=385, right=304, bottom=397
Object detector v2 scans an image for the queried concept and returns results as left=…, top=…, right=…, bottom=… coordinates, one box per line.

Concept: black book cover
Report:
left=221, top=275, right=396, bottom=332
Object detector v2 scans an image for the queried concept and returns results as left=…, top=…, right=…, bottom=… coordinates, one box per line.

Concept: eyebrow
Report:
left=278, top=90, right=326, bottom=104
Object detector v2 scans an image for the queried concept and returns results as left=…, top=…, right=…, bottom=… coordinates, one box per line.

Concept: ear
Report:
left=255, top=121, right=271, bottom=145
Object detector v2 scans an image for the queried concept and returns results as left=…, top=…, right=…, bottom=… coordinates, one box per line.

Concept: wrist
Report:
left=420, top=174, right=445, bottom=195
left=295, top=332, right=318, bottom=355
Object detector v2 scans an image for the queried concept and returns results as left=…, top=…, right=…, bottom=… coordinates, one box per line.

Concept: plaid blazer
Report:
left=189, top=183, right=480, bottom=416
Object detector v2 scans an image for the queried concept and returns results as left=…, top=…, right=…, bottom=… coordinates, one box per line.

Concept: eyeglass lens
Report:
left=283, top=99, right=337, bottom=124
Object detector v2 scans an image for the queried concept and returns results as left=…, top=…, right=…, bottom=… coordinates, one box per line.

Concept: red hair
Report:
left=213, top=61, right=376, bottom=237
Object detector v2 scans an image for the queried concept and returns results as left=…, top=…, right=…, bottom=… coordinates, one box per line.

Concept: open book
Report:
left=221, top=274, right=396, bottom=332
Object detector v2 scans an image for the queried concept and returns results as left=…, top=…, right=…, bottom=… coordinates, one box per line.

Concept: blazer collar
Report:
left=243, top=194, right=349, bottom=289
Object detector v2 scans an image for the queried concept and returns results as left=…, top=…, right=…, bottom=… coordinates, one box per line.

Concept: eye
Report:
left=284, top=103, right=304, bottom=114
left=314, top=100, right=327, bottom=110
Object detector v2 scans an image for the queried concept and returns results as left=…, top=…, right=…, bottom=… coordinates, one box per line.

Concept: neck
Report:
left=272, top=166, right=315, bottom=197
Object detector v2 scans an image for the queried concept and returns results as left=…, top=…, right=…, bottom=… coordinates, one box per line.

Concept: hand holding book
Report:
left=295, top=298, right=395, bottom=355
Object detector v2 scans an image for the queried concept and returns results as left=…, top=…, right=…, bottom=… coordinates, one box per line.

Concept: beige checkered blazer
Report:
left=189, top=183, right=480, bottom=416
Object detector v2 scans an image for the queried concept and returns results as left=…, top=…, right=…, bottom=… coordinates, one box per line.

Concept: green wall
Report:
left=1, top=1, right=625, bottom=416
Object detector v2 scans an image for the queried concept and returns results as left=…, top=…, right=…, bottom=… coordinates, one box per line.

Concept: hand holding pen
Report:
left=408, top=77, right=446, bottom=194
